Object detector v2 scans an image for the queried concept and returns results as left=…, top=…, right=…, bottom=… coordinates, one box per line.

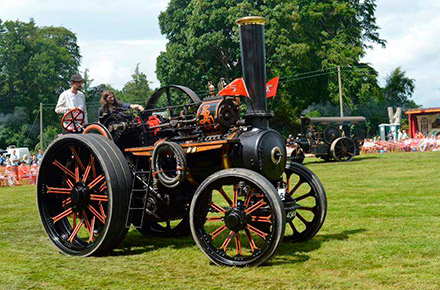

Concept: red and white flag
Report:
left=266, top=76, right=279, bottom=98
left=218, top=78, right=249, bottom=97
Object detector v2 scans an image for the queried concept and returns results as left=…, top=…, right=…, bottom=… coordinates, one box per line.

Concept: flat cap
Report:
left=70, top=74, right=83, bottom=82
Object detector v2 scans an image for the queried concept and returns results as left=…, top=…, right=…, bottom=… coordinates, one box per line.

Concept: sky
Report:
left=0, top=0, right=439, bottom=107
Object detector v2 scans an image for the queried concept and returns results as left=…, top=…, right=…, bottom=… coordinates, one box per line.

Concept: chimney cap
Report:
left=236, top=16, right=267, bottom=26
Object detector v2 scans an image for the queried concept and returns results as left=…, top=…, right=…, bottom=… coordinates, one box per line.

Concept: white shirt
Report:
left=55, top=89, right=88, bottom=123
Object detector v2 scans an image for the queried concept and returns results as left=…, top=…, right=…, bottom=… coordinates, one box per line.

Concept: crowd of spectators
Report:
left=361, top=130, right=440, bottom=154
left=0, top=150, right=43, bottom=187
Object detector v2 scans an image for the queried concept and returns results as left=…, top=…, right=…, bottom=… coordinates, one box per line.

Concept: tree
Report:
left=0, top=19, right=81, bottom=149
left=383, top=67, right=417, bottom=109
left=120, top=64, right=153, bottom=105
left=156, top=0, right=385, bottom=135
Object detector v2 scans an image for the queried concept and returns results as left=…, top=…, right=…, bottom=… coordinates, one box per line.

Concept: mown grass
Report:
left=1, top=152, right=440, bottom=289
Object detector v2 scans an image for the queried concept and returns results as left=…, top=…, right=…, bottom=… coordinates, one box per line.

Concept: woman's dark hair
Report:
left=100, top=90, right=121, bottom=114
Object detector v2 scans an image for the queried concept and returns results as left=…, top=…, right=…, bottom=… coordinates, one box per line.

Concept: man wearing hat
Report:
left=55, top=74, right=88, bottom=123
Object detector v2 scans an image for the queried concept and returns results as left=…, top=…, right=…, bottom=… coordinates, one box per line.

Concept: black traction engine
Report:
left=37, top=16, right=327, bottom=267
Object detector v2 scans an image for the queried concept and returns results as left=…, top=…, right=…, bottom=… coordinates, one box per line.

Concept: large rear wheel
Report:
left=190, top=168, right=285, bottom=267
left=37, top=134, right=132, bottom=256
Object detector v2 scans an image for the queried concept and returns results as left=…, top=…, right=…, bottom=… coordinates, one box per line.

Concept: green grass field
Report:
left=1, top=152, right=440, bottom=289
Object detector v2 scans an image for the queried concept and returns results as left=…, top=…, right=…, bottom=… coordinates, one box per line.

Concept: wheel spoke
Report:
left=52, top=208, right=73, bottom=223
left=91, top=156, right=97, bottom=178
left=297, top=206, right=316, bottom=212
left=244, top=188, right=253, bottom=207
left=232, top=185, right=238, bottom=208
left=206, top=215, right=224, bottom=222
left=90, top=194, right=108, bottom=202
left=247, top=224, right=268, bottom=240
left=82, top=210, right=94, bottom=243
left=235, top=233, right=242, bottom=255
left=47, top=186, right=71, bottom=194
left=62, top=198, right=72, bottom=207
left=88, top=216, right=96, bottom=243
left=70, top=146, right=85, bottom=172
left=288, top=221, right=299, bottom=234
left=244, top=199, right=266, bottom=215
left=87, top=205, right=106, bottom=224
left=99, top=182, right=107, bottom=193
left=52, top=160, right=75, bottom=179
left=296, top=212, right=310, bottom=226
left=210, top=224, right=228, bottom=240
left=210, top=202, right=226, bottom=213
left=65, top=178, right=74, bottom=189
left=99, top=202, right=106, bottom=218
left=251, top=215, right=272, bottom=223
left=88, top=174, right=105, bottom=190
left=220, top=231, right=234, bottom=251
left=75, top=164, right=80, bottom=182
left=68, top=219, right=84, bottom=243
left=217, top=187, right=232, bottom=206
left=288, top=179, right=303, bottom=197
left=82, top=156, right=93, bottom=182
left=294, top=191, right=313, bottom=202
left=244, top=228, right=258, bottom=252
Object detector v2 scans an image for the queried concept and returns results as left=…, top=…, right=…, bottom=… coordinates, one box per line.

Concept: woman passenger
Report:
left=98, top=90, right=144, bottom=118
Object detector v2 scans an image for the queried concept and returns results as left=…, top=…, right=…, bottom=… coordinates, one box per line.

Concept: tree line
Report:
left=0, top=0, right=417, bottom=150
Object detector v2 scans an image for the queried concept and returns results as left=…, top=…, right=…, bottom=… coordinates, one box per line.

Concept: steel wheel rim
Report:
left=284, top=166, right=323, bottom=240
left=193, top=177, right=279, bottom=264
left=38, top=140, right=110, bottom=253
left=333, top=138, right=355, bottom=161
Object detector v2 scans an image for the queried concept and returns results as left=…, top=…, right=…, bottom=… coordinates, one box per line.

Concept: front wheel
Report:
left=190, top=168, right=285, bottom=267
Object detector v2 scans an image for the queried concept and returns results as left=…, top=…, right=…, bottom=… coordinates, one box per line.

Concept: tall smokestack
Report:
left=236, top=16, right=272, bottom=128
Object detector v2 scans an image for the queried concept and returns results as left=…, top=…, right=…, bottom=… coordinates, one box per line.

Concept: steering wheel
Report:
left=61, top=108, right=85, bottom=132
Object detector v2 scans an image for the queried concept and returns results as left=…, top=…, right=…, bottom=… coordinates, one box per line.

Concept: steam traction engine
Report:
left=37, top=16, right=327, bottom=267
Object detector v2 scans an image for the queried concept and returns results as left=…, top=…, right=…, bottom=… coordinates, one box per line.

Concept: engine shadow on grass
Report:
left=107, top=230, right=195, bottom=257
left=267, top=229, right=367, bottom=266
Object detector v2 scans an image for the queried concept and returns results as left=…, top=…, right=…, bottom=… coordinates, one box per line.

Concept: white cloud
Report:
left=363, top=0, right=440, bottom=107
left=0, top=0, right=170, bottom=90
left=79, top=39, right=168, bottom=89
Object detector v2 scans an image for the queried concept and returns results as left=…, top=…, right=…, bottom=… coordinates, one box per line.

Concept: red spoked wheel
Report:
left=190, top=168, right=285, bottom=267
left=37, top=134, right=132, bottom=256
left=61, top=108, right=85, bottom=132
left=283, top=161, right=327, bottom=242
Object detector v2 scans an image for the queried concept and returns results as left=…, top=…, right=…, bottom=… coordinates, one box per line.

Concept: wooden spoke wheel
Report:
left=330, top=137, right=356, bottom=162
left=61, top=108, right=85, bottom=132
left=190, top=168, right=285, bottom=267
left=37, top=134, right=132, bottom=256
left=283, top=162, right=327, bottom=242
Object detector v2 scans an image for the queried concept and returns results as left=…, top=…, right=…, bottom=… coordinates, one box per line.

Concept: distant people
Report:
left=18, top=162, right=33, bottom=184
left=397, top=129, right=403, bottom=141
left=414, top=130, right=424, bottom=139
left=387, top=130, right=394, bottom=141
left=5, top=165, right=18, bottom=186
left=401, top=130, right=408, bottom=140
left=55, top=74, right=88, bottom=124
left=31, top=155, right=38, bottom=166
left=98, top=90, right=144, bottom=119
left=0, top=155, right=4, bottom=166
left=37, top=150, right=43, bottom=164
left=10, top=150, right=19, bottom=177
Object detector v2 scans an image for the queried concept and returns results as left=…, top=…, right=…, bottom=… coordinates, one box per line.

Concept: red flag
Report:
left=266, top=76, right=279, bottom=98
left=218, top=78, right=249, bottom=97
